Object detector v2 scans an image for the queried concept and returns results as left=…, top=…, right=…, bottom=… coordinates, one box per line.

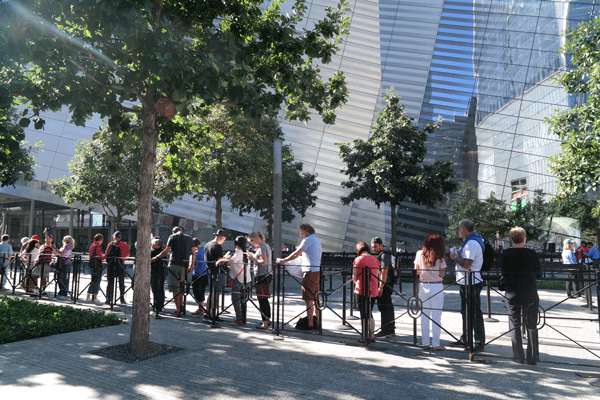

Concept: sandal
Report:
left=174, top=311, right=182, bottom=318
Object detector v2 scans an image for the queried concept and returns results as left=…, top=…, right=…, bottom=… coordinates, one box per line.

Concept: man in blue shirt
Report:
left=0, top=234, right=14, bottom=291
left=277, top=223, right=322, bottom=330
left=583, top=241, right=600, bottom=269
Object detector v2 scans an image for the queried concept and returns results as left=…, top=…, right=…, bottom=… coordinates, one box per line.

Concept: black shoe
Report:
left=374, top=331, right=394, bottom=338
left=473, top=343, right=485, bottom=353
left=154, top=312, right=162, bottom=319
left=449, top=340, right=466, bottom=348
left=120, top=299, right=127, bottom=304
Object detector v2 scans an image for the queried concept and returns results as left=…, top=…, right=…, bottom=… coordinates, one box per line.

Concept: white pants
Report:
left=419, top=282, right=444, bottom=346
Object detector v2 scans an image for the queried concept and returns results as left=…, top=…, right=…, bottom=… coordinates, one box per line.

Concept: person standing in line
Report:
left=449, top=219, right=485, bottom=353
left=32, top=231, right=54, bottom=296
left=54, top=235, right=75, bottom=299
left=371, top=237, right=395, bottom=338
left=248, top=231, right=272, bottom=329
left=190, top=238, right=209, bottom=317
left=277, top=223, right=322, bottom=331
left=562, top=239, right=581, bottom=298
left=499, top=227, right=542, bottom=365
left=150, top=238, right=167, bottom=318
left=352, top=241, right=379, bottom=342
left=104, top=231, right=130, bottom=305
left=151, top=227, right=196, bottom=317
left=204, top=229, right=230, bottom=321
left=86, top=233, right=105, bottom=302
left=414, top=233, right=446, bottom=351
left=0, top=234, right=13, bottom=291
left=21, top=238, right=40, bottom=293
left=583, top=241, right=600, bottom=269
left=226, top=236, right=252, bottom=326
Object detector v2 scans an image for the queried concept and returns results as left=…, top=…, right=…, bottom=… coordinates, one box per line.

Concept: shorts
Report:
left=192, top=274, right=209, bottom=302
left=31, top=263, right=50, bottom=279
left=167, top=264, right=187, bottom=293
left=256, top=274, right=272, bottom=300
left=356, top=294, right=376, bottom=320
left=209, top=272, right=227, bottom=293
left=301, top=271, right=320, bottom=301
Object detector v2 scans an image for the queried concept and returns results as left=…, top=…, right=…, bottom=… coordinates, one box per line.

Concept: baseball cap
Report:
left=113, top=231, right=122, bottom=238
left=371, top=237, right=383, bottom=245
left=215, top=229, right=228, bottom=238
left=563, top=239, right=572, bottom=245
left=31, top=235, right=40, bottom=241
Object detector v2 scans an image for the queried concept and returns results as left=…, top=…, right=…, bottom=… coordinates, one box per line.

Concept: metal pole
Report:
left=69, top=208, right=74, bottom=238
left=273, top=138, right=282, bottom=261
left=29, top=199, right=35, bottom=237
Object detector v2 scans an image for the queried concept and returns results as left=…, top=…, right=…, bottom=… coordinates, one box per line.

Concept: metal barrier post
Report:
left=587, top=264, right=594, bottom=311
left=485, top=277, right=498, bottom=322
left=413, top=269, right=418, bottom=345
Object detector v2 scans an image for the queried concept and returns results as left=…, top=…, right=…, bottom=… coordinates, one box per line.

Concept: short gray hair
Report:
left=458, top=219, right=475, bottom=233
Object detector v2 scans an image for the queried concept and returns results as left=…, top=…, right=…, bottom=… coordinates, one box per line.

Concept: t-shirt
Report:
left=205, top=240, right=224, bottom=272
left=166, top=232, right=193, bottom=266
left=151, top=247, right=164, bottom=271
left=299, top=234, right=322, bottom=272
left=229, top=248, right=251, bottom=283
left=562, top=249, right=577, bottom=265
left=60, top=243, right=73, bottom=265
left=353, top=254, right=380, bottom=297
left=414, top=250, right=445, bottom=283
left=456, top=238, right=483, bottom=285
left=0, top=241, right=13, bottom=267
left=194, top=247, right=207, bottom=277
left=255, top=243, right=272, bottom=277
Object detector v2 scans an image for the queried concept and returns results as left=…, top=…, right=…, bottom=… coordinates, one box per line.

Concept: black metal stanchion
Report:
left=337, top=269, right=352, bottom=330
left=466, top=272, right=475, bottom=360
left=484, top=277, right=498, bottom=322
left=413, top=269, right=418, bottom=346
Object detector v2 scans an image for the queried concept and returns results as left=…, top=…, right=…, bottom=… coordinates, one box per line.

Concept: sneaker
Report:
left=375, top=331, right=395, bottom=338
left=470, top=343, right=485, bottom=353
left=449, top=340, right=466, bottom=348
left=154, top=312, right=162, bottom=319
left=432, top=346, right=446, bottom=351
left=56, top=295, right=67, bottom=299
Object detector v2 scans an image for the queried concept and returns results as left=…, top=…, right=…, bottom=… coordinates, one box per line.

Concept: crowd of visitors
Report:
left=0, top=218, right=592, bottom=364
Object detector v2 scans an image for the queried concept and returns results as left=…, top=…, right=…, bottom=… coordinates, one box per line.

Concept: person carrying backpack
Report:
left=104, top=231, right=130, bottom=305
left=449, top=219, right=486, bottom=353
left=86, top=233, right=106, bottom=302
left=371, top=237, right=395, bottom=338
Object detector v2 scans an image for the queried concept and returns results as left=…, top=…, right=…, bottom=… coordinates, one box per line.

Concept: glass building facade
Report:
left=1, top=1, right=598, bottom=251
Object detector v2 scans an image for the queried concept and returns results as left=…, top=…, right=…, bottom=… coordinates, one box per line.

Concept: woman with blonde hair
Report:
left=414, top=233, right=446, bottom=351
left=55, top=235, right=75, bottom=299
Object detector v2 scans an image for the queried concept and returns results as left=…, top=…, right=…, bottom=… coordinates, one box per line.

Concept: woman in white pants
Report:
left=414, top=233, right=447, bottom=351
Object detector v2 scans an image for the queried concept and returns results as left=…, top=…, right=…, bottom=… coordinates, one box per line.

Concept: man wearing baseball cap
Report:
left=371, top=237, right=396, bottom=337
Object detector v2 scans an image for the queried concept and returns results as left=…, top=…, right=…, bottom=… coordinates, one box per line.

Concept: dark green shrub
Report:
left=0, top=296, right=122, bottom=344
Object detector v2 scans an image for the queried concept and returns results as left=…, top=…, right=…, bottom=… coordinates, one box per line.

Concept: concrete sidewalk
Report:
left=1, top=284, right=600, bottom=399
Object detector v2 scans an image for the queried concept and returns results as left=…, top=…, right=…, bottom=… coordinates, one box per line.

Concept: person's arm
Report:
left=378, top=253, right=390, bottom=296
left=277, top=247, right=305, bottom=264
left=152, top=246, right=171, bottom=262
left=439, top=259, right=446, bottom=279
left=56, top=245, right=69, bottom=256
left=187, top=246, right=197, bottom=273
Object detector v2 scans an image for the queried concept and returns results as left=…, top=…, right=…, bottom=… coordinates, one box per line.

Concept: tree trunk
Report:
left=390, top=203, right=397, bottom=252
left=215, top=196, right=223, bottom=229
left=129, top=109, right=158, bottom=354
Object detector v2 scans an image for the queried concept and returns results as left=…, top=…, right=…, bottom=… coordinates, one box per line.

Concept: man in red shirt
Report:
left=104, top=231, right=130, bottom=305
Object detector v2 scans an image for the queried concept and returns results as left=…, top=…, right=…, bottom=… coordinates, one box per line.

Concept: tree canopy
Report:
left=547, top=16, right=600, bottom=215
left=0, top=88, right=37, bottom=187
left=338, top=90, right=456, bottom=250
left=1, top=0, right=349, bottom=353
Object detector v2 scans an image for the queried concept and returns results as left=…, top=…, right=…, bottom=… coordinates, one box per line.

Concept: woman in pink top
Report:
left=414, top=233, right=447, bottom=351
left=353, top=241, right=380, bottom=342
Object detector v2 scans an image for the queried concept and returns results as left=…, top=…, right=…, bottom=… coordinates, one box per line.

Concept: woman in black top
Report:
left=499, top=226, right=542, bottom=365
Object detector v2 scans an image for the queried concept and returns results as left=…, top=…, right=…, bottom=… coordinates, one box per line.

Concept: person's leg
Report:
left=473, top=281, right=485, bottom=346
left=430, top=285, right=444, bottom=347
left=117, top=261, right=126, bottom=303
left=231, top=280, right=243, bottom=321
left=506, top=297, right=524, bottom=363
left=57, top=260, right=69, bottom=296
left=105, top=262, right=115, bottom=304
left=419, top=283, right=431, bottom=346
left=457, top=284, right=467, bottom=343
left=525, top=300, right=539, bottom=365
left=378, top=282, right=395, bottom=334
